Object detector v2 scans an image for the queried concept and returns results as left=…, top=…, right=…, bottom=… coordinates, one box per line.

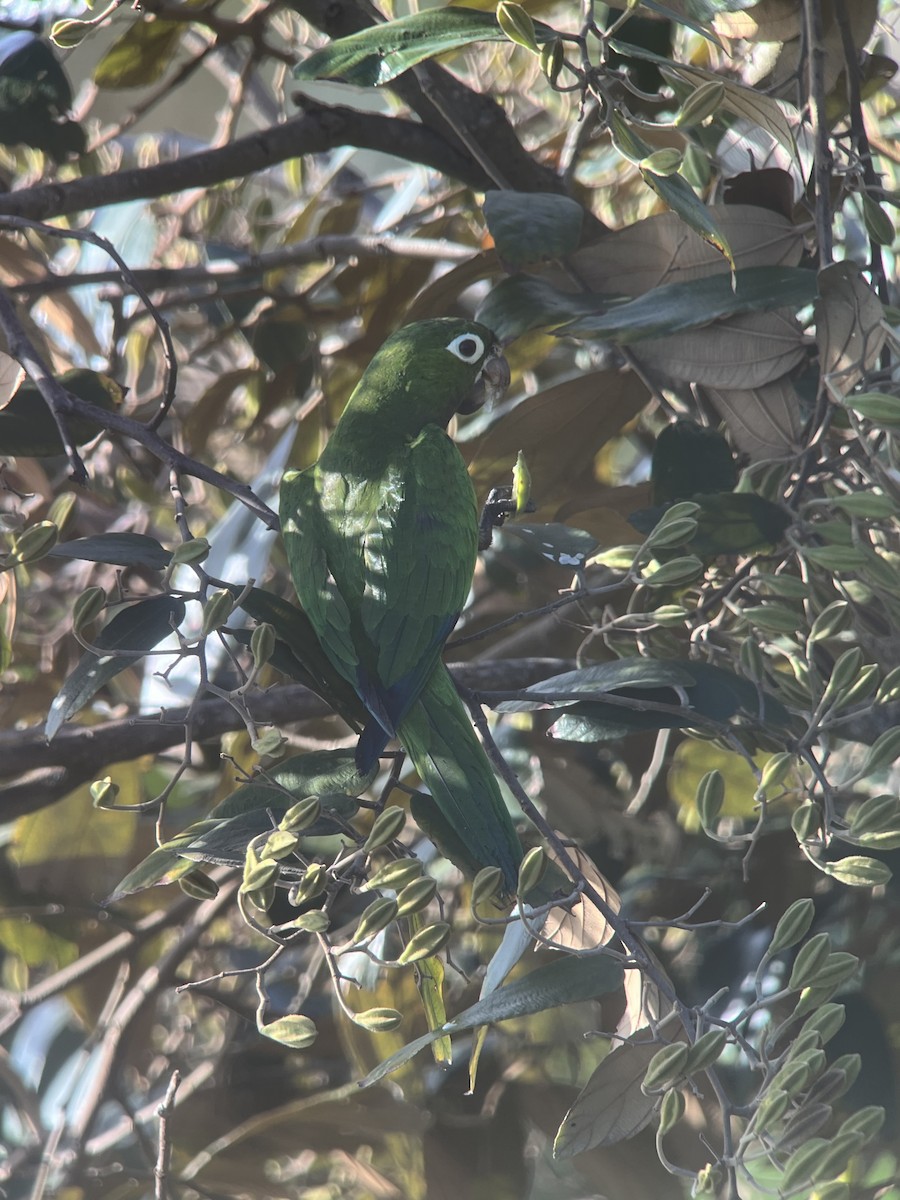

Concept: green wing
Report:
left=279, top=465, right=359, bottom=685
left=281, top=429, right=478, bottom=748
left=357, top=427, right=477, bottom=708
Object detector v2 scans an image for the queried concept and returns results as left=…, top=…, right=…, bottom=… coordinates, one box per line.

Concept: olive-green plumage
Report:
left=280, top=319, right=522, bottom=890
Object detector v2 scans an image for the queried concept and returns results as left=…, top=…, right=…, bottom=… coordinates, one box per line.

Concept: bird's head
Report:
left=344, top=318, right=510, bottom=435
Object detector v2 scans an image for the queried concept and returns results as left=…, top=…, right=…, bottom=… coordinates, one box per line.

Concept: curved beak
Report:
left=458, top=347, right=511, bottom=414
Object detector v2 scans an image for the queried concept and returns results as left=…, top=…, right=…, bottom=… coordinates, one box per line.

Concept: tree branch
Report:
left=0, top=101, right=490, bottom=222
left=288, top=0, right=567, bottom=195
left=0, top=659, right=573, bottom=816
left=7, top=234, right=477, bottom=298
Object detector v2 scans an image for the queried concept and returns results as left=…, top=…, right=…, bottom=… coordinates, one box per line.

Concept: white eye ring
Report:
left=446, top=332, right=485, bottom=363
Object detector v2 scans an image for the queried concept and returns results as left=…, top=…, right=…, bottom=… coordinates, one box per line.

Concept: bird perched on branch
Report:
left=280, top=319, right=523, bottom=891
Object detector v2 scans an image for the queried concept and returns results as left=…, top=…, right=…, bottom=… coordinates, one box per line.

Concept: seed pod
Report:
left=791, top=801, right=820, bottom=842
left=287, top=910, right=330, bottom=933
left=645, top=516, right=698, bottom=549
left=397, top=921, right=451, bottom=964
left=799, top=1001, right=845, bottom=1045
left=351, top=897, right=399, bottom=943
left=822, top=857, right=892, bottom=888
left=539, top=37, right=564, bottom=84
left=241, top=858, right=279, bottom=894
left=837, top=1104, right=885, bottom=1142
left=788, top=932, right=831, bottom=991
left=642, top=1043, right=690, bottom=1093
left=250, top=622, right=276, bottom=669
left=280, top=796, right=321, bottom=832
left=363, top=806, right=407, bottom=852
left=353, top=1007, right=403, bottom=1032
left=641, top=555, right=704, bottom=587
left=674, top=81, right=726, bottom=127
left=860, top=195, right=896, bottom=246
left=289, top=862, right=327, bottom=904
left=89, top=776, right=119, bottom=808
left=696, top=770, right=724, bottom=828
left=472, top=866, right=505, bottom=908
left=179, top=869, right=219, bottom=900
left=262, top=830, right=300, bottom=860
left=201, top=589, right=235, bottom=637
left=517, top=845, right=546, bottom=896
left=751, top=1088, right=790, bottom=1131
left=804, top=951, right=859, bottom=991
left=396, top=875, right=438, bottom=917
left=780, top=1137, right=830, bottom=1192
left=768, top=898, right=815, bottom=956
left=657, top=1087, right=685, bottom=1135
left=640, top=148, right=683, bottom=176
left=496, top=1, right=539, bottom=52
left=11, top=520, right=58, bottom=565
left=684, top=1029, right=728, bottom=1075
left=861, top=726, right=900, bottom=775
left=365, top=858, right=424, bottom=892
left=820, top=647, right=864, bottom=707
left=170, top=537, right=210, bottom=565
left=759, top=752, right=796, bottom=794
left=73, top=586, right=106, bottom=632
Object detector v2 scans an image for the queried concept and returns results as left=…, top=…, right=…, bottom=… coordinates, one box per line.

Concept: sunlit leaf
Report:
left=294, top=7, right=554, bottom=87
left=93, top=18, right=184, bottom=89
left=360, top=952, right=624, bottom=1087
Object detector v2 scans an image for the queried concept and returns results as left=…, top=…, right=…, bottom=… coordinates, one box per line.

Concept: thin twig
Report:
left=154, top=1070, right=181, bottom=1200
left=802, top=0, right=833, bottom=266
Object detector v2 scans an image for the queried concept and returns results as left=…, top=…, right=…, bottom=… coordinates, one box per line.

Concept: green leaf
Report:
left=0, top=33, right=85, bottom=158
left=46, top=595, right=185, bottom=741
left=483, top=191, right=585, bottom=269
left=501, top=522, right=599, bottom=567
left=494, top=661, right=698, bottom=711
left=504, top=659, right=790, bottom=742
left=93, top=18, right=184, bottom=89
left=556, top=266, right=818, bottom=341
left=476, top=275, right=607, bottom=341
left=229, top=586, right=366, bottom=727
left=0, top=370, right=123, bottom=457
left=47, top=534, right=172, bottom=570
left=609, top=111, right=734, bottom=267
left=294, top=7, right=554, bottom=88
left=210, top=749, right=377, bottom=820
left=360, top=952, right=624, bottom=1087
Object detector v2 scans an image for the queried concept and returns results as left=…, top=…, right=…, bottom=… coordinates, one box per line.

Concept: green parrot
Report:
left=280, top=318, right=523, bottom=892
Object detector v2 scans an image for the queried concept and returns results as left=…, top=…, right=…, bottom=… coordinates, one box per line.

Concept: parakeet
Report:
left=280, top=319, right=523, bottom=891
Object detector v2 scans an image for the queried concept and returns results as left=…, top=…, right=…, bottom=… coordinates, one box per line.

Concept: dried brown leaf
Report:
left=634, top=310, right=807, bottom=389
left=815, top=261, right=886, bottom=395
left=544, top=843, right=621, bottom=952
left=571, top=205, right=802, bottom=298
left=0, top=350, right=24, bottom=407
left=768, top=0, right=878, bottom=97
left=617, top=968, right=666, bottom=1040
left=464, top=369, right=650, bottom=505
left=705, top=378, right=804, bottom=458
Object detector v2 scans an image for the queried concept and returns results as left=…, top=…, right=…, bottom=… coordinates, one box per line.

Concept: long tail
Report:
left=398, top=665, right=523, bottom=893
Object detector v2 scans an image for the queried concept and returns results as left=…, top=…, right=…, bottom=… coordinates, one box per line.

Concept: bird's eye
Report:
left=446, top=333, right=484, bottom=363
